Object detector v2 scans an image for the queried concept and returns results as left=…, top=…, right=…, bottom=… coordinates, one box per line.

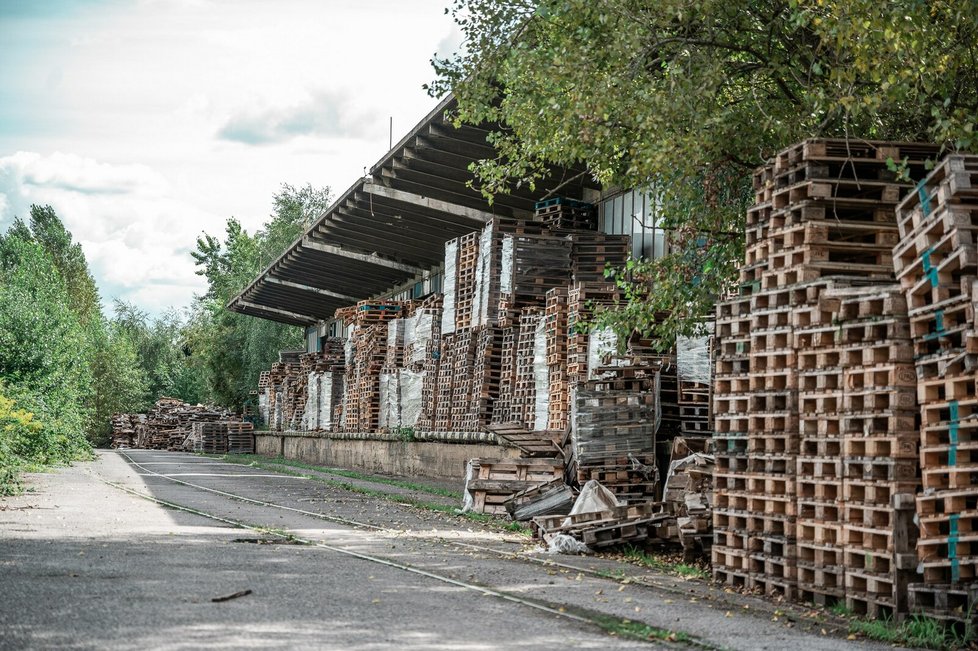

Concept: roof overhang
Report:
left=227, top=94, right=600, bottom=326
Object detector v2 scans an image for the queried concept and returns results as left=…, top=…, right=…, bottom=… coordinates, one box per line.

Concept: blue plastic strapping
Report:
left=950, top=514, right=960, bottom=582
left=917, top=178, right=932, bottom=217
left=920, top=247, right=939, bottom=287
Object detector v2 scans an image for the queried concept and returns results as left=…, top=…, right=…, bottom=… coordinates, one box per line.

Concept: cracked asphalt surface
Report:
left=0, top=451, right=902, bottom=650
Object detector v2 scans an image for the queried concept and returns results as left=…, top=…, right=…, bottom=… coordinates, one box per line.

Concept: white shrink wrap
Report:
left=441, top=240, right=458, bottom=335
left=533, top=317, right=550, bottom=431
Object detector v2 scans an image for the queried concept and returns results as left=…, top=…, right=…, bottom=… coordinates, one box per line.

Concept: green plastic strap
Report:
left=949, top=400, right=960, bottom=466
left=917, top=178, right=932, bottom=217
left=950, top=514, right=960, bottom=582
left=925, top=310, right=946, bottom=341
left=921, top=247, right=939, bottom=287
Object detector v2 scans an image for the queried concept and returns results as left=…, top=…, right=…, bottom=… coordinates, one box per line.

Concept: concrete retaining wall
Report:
left=254, top=432, right=519, bottom=480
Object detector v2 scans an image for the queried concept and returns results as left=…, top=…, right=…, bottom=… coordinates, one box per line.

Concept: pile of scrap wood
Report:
left=531, top=480, right=674, bottom=549
left=112, top=397, right=241, bottom=452
left=109, top=413, right=142, bottom=449
left=462, top=369, right=713, bottom=554
left=662, top=437, right=715, bottom=558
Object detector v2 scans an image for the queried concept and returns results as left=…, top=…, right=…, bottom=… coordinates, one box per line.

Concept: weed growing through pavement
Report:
left=218, top=454, right=524, bottom=534
left=848, top=614, right=974, bottom=650
left=827, top=602, right=852, bottom=618
left=619, top=545, right=710, bottom=579
left=221, top=454, right=462, bottom=499
left=594, top=614, right=693, bottom=644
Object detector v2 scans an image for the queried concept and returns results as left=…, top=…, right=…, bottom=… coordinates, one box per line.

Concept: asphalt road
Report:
left=0, top=451, right=900, bottom=650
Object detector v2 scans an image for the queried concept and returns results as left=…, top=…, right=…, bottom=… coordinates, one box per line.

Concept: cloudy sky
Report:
left=0, top=0, right=460, bottom=316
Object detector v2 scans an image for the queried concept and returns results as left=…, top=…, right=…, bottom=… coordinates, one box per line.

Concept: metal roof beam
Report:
left=299, top=238, right=426, bottom=275
left=311, top=222, right=442, bottom=264
left=232, top=300, right=317, bottom=326
left=362, top=182, right=497, bottom=224
left=264, top=276, right=360, bottom=303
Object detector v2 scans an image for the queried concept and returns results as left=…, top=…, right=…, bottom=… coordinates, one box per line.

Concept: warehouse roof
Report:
left=227, top=94, right=599, bottom=326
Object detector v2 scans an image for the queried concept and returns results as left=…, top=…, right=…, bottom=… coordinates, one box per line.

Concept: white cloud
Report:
left=0, top=0, right=458, bottom=318
left=0, top=151, right=219, bottom=314
left=217, top=88, right=381, bottom=145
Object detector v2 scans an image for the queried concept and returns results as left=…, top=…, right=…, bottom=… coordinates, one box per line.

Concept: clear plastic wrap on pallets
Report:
left=572, top=380, right=661, bottom=466
left=677, top=333, right=713, bottom=386
left=500, top=236, right=514, bottom=294
left=318, top=372, right=342, bottom=432
left=406, top=309, right=439, bottom=367
left=473, top=224, right=493, bottom=327
left=399, top=369, right=424, bottom=428
left=304, top=372, right=320, bottom=430
left=441, top=239, right=459, bottom=335
left=587, top=327, right=622, bottom=378
left=379, top=372, right=398, bottom=431
left=533, top=317, right=550, bottom=431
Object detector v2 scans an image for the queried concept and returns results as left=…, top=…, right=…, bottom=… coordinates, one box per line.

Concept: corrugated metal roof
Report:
left=227, top=94, right=598, bottom=326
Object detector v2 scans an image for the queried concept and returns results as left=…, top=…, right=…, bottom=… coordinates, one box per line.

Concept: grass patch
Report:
left=595, top=568, right=627, bottom=581
left=594, top=614, right=692, bottom=644
left=619, top=545, right=710, bottom=580
left=828, top=602, right=852, bottom=618
left=218, top=454, right=524, bottom=534
left=221, top=454, right=462, bottom=499
left=849, top=614, right=974, bottom=650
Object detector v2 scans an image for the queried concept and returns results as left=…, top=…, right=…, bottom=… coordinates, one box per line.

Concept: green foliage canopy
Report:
left=188, top=183, right=332, bottom=409
left=430, top=0, right=978, bottom=344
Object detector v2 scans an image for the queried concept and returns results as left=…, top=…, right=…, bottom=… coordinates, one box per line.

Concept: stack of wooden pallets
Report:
left=893, top=154, right=978, bottom=622
left=226, top=422, right=255, bottom=454
left=493, top=326, right=518, bottom=425
left=837, top=288, right=919, bottom=617
left=677, top=333, right=714, bottom=437
left=545, top=287, right=569, bottom=430
left=534, top=197, right=597, bottom=231
left=466, top=457, right=564, bottom=515
left=712, top=284, right=754, bottom=589
left=449, top=328, right=478, bottom=430
left=109, top=413, right=139, bottom=449
left=455, top=231, right=480, bottom=330
left=573, top=371, right=660, bottom=504
left=566, top=282, right=618, bottom=384
left=511, top=309, right=543, bottom=429
left=712, top=138, right=942, bottom=602
left=497, top=234, right=572, bottom=325
left=467, top=325, right=505, bottom=431
left=197, top=422, right=228, bottom=455
left=566, top=232, right=630, bottom=282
